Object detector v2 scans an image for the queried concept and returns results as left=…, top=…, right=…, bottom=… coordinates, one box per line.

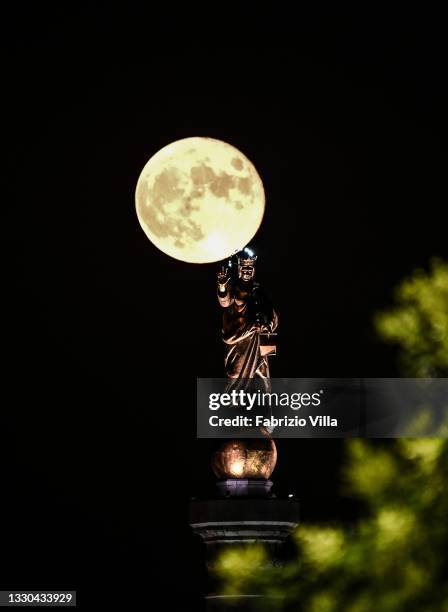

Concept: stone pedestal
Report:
left=190, top=479, right=300, bottom=610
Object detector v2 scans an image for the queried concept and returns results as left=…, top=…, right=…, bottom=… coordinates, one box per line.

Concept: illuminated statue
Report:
left=217, top=247, right=278, bottom=381
left=212, top=246, right=278, bottom=478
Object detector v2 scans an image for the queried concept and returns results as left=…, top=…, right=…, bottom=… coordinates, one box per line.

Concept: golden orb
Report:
left=211, top=438, right=277, bottom=480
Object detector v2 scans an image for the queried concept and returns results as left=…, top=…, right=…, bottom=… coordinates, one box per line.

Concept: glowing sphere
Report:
left=135, top=137, right=265, bottom=263
left=211, top=438, right=277, bottom=480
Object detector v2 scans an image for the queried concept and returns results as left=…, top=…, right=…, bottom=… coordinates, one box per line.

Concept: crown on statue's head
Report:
left=237, top=246, right=257, bottom=266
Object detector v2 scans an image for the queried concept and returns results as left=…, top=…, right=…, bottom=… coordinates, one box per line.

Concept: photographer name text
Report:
left=209, top=415, right=338, bottom=428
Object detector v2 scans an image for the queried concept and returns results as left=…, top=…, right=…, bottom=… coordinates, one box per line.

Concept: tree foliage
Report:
left=375, top=258, right=448, bottom=376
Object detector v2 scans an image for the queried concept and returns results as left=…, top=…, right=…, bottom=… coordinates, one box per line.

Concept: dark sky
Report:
left=3, top=6, right=447, bottom=610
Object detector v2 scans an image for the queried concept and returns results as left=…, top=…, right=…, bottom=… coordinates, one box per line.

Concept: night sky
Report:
left=3, top=7, right=447, bottom=610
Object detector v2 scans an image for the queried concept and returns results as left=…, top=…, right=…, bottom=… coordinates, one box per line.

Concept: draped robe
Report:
left=218, top=279, right=278, bottom=382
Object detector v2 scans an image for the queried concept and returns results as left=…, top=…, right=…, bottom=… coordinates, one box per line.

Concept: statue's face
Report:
left=239, top=264, right=255, bottom=282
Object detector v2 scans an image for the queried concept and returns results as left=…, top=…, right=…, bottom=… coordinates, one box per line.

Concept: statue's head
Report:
left=237, top=246, right=257, bottom=282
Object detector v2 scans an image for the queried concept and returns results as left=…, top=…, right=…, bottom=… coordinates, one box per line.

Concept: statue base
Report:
left=189, top=479, right=300, bottom=610
left=216, top=478, right=273, bottom=497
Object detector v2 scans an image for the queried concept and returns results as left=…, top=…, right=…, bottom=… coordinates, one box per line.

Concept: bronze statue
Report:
left=212, top=246, right=279, bottom=479
left=217, top=247, right=278, bottom=381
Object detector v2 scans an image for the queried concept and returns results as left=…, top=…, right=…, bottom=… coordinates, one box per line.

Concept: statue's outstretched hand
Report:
left=217, top=266, right=230, bottom=288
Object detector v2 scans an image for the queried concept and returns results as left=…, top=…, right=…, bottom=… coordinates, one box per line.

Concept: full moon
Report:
left=135, top=137, right=265, bottom=263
